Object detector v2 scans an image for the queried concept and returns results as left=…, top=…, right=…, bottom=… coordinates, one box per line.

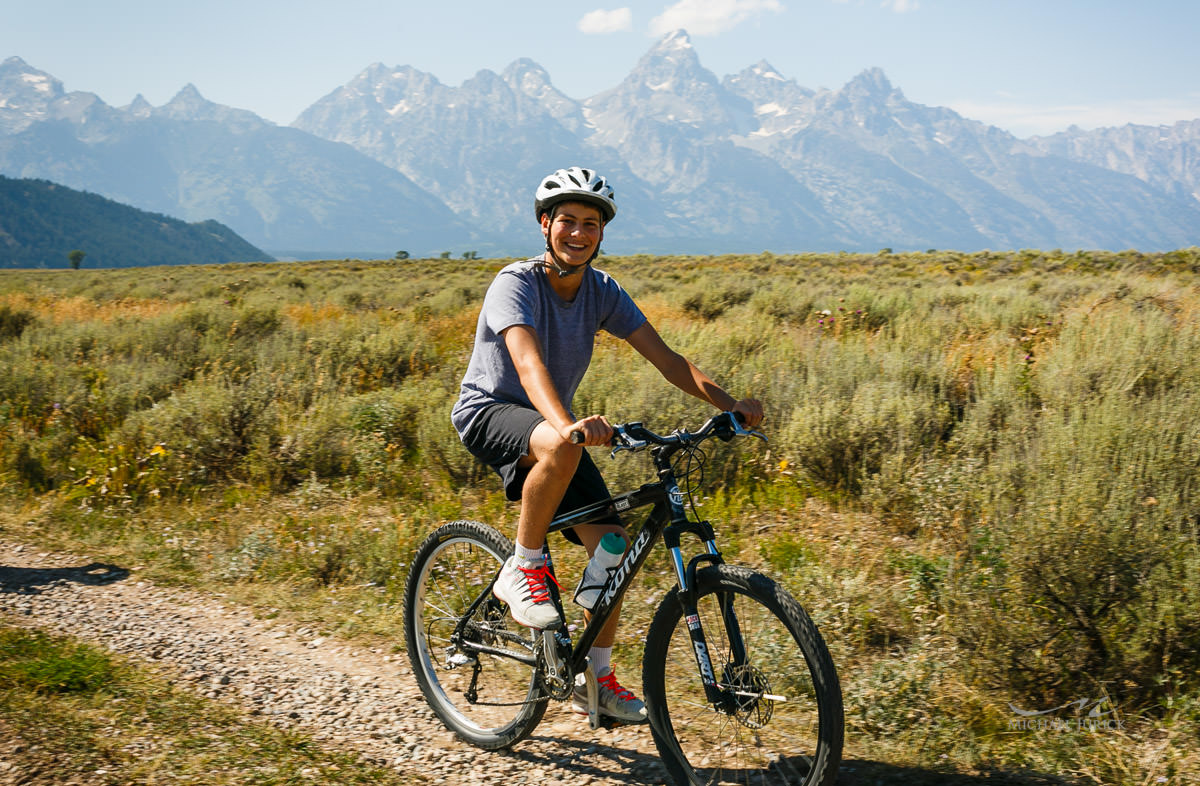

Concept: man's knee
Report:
left=527, top=422, right=582, bottom=473
left=540, top=437, right=583, bottom=474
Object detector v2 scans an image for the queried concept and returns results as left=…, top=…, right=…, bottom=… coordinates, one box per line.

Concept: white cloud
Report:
left=948, top=96, right=1200, bottom=138
left=649, top=0, right=784, bottom=37
left=579, top=8, right=634, bottom=34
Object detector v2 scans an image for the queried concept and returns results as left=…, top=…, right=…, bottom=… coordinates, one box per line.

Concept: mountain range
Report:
left=0, top=59, right=463, bottom=258
left=3, top=32, right=1199, bottom=257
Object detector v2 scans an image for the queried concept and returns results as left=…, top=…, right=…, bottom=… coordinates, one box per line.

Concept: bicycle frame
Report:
left=453, top=434, right=746, bottom=711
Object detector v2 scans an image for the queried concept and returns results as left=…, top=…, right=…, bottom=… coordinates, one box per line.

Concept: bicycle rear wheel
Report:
left=643, top=564, right=843, bottom=786
left=403, top=520, right=547, bottom=749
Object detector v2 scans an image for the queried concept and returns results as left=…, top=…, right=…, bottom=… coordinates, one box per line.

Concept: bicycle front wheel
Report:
left=643, top=564, right=843, bottom=786
left=402, top=520, right=547, bottom=749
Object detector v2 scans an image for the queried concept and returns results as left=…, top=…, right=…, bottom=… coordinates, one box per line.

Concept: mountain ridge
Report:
left=0, top=174, right=268, bottom=268
left=3, top=38, right=1199, bottom=256
left=292, top=30, right=1199, bottom=252
left=0, top=57, right=467, bottom=257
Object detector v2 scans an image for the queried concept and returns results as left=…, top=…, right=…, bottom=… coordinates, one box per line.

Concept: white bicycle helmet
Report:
left=534, top=167, right=617, bottom=223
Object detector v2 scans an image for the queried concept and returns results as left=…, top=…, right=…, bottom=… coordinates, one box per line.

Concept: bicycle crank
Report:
left=536, top=628, right=575, bottom=700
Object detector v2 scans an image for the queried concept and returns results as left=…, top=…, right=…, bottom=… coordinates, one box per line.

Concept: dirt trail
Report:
left=0, top=540, right=668, bottom=785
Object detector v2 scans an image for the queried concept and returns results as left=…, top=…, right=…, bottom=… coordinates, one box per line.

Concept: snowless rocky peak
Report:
left=162, top=84, right=211, bottom=117
left=845, top=67, right=900, bottom=100
left=155, top=83, right=269, bottom=131
left=125, top=94, right=154, bottom=118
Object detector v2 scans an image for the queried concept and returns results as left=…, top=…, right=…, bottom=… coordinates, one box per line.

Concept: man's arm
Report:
left=625, top=322, right=763, bottom=427
left=503, top=324, right=612, bottom=445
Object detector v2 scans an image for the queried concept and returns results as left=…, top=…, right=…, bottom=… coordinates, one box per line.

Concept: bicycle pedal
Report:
left=570, top=707, right=645, bottom=730
left=583, top=713, right=648, bottom=727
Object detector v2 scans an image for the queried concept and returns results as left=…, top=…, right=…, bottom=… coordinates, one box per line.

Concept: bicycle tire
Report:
left=403, top=520, right=547, bottom=749
left=643, top=564, right=843, bottom=786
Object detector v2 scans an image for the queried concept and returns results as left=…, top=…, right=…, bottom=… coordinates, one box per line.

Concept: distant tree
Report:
left=462, top=251, right=478, bottom=260
left=395, top=250, right=410, bottom=260
left=67, top=249, right=86, bottom=269
left=439, top=251, right=451, bottom=259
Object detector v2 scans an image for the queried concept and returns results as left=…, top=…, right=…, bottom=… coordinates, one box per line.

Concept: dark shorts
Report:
left=461, top=403, right=621, bottom=545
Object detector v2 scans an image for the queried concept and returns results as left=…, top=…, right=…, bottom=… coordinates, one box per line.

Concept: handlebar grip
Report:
left=569, top=430, right=585, bottom=444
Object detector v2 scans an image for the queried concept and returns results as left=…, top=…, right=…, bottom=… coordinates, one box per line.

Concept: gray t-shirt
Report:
left=451, top=258, right=647, bottom=438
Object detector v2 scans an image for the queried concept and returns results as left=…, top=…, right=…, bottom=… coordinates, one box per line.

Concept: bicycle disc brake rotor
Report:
left=722, top=663, right=775, bottom=729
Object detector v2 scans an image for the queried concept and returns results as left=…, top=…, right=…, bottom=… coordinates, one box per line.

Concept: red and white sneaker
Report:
left=572, top=667, right=647, bottom=724
left=493, top=555, right=562, bottom=630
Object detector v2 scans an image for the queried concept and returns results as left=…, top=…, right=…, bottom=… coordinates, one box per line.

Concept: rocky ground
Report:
left=0, top=540, right=669, bottom=785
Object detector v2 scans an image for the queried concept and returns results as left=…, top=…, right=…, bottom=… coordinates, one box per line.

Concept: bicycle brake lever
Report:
left=608, top=424, right=649, bottom=458
left=609, top=444, right=636, bottom=459
left=609, top=438, right=648, bottom=459
left=727, top=412, right=768, bottom=443
left=738, top=423, right=768, bottom=443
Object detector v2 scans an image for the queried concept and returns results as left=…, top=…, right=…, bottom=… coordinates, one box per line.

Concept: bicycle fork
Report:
left=667, top=525, right=758, bottom=716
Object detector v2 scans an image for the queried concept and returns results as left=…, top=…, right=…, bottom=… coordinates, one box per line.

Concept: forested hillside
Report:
left=0, top=176, right=269, bottom=268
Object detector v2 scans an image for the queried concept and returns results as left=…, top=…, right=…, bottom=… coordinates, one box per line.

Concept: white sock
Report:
left=515, top=543, right=544, bottom=566
left=589, top=646, right=613, bottom=676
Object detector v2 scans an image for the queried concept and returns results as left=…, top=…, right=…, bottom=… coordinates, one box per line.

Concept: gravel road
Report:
left=0, top=540, right=669, bottom=785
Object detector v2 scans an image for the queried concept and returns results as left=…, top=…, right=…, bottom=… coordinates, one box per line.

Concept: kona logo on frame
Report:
left=599, top=528, right=650, bottom=608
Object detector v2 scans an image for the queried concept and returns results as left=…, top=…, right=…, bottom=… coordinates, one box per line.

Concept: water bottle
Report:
left=573, top=532, right=626, bottom=610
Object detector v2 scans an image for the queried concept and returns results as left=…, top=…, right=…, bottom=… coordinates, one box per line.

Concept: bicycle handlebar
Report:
left=568, top=411, right=766, bottom=452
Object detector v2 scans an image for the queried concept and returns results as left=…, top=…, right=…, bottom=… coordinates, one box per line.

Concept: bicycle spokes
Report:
left=644, top=565, right=842, bottom=786
left=404, top=522, right=549, bottom=749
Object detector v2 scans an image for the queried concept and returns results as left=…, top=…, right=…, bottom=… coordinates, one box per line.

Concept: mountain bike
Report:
left=402, top=412, right=843, bottom=785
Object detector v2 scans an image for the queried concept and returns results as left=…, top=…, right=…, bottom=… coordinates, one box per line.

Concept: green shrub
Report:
left=946, top=350, right=1200, bottom=703
left=0, top=303, right=36, bottom=340
left=681, top=284, right=753, bottom=320
left=113, top=372, right=281, bottom=489
left=0, top=628, right=118, bottom=695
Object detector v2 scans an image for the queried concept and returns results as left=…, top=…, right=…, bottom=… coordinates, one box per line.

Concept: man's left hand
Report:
left=731, top=398, right=764, bottom=428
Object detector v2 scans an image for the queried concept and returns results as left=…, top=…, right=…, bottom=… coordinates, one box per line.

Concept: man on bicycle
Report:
left=450, top=166, right=763, bottom=724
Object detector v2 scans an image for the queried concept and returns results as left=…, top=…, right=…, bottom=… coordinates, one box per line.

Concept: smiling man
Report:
left=450, top=166, right=762, bottom=724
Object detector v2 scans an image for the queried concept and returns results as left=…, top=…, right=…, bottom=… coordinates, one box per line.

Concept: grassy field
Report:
left=2, top=249, right=1199, bottom=784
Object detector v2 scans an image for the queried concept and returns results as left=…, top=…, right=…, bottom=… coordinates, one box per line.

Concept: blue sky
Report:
left=4, top=0, right=1199, bottom=138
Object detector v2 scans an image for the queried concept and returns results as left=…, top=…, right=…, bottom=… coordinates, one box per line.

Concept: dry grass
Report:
left=3, top=249, right=1200, bottom=784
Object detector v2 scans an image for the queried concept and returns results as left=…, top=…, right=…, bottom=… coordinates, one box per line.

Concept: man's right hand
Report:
left=563, top=415, right=613, bottom=447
